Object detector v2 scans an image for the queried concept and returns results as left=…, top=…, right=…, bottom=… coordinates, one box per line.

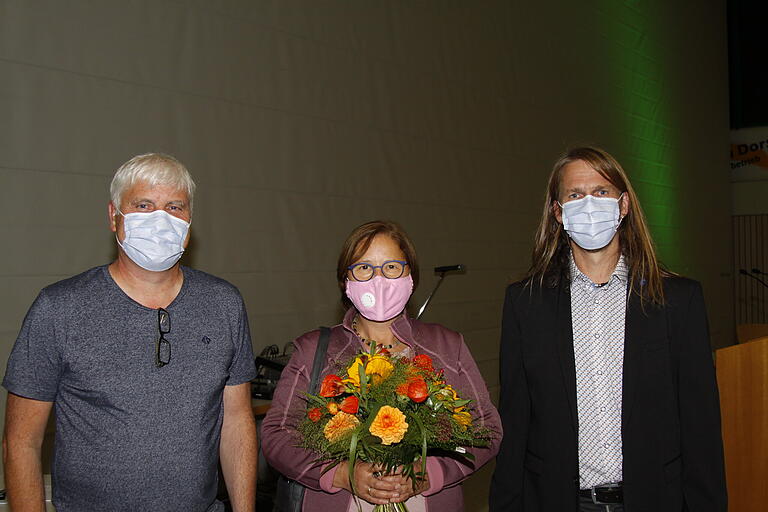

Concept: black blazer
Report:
left=489, top=276, right=727, bottom=512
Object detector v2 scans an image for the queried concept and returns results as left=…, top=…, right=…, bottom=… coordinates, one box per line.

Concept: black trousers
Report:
left=579, top=494, right=624, bottom=512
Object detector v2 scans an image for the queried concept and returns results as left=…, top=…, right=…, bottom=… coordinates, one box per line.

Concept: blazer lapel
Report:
left=622, top=291, right=650, bottom=426
left=554, top=282, right=579, bottom=433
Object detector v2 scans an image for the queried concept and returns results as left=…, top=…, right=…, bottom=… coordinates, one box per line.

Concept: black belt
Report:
left=579, top=483, right=623, bottom=504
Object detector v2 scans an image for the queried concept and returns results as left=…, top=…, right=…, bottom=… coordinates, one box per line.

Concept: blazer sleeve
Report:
left=421, top=333, right=502, bottom=496
left=673, top=281, right=728, bottom=511
left=260, top=330, right=328, bottom=491
left=489, top=283, right=530, bottom=511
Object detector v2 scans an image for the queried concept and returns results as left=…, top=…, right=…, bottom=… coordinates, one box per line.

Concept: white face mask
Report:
left=560, top=194, right=623, bottom=250
left=116, top=209, right=190, bottom=272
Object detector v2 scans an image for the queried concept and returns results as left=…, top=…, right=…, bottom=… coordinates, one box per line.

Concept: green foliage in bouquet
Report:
left=297, top=343, right=493, bottom=508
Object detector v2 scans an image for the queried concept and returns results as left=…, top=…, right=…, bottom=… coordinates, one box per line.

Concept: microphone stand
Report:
left=416, top=264, right=464, bottom=319
left=740, top=269, right=768, bottom=289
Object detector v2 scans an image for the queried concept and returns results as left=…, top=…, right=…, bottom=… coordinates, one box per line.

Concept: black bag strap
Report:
left=272, top=326, right=331, bottom=512
left=308, top=326, right=331, bottom=395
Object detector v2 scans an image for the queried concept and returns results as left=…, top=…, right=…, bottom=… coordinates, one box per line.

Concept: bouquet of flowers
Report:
left=297, top=344, right=492, bottom=511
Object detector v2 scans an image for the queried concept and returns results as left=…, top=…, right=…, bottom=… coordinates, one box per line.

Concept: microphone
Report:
left=434, top=264, right=464, bottom=273
left=740, top=268, right=768, bottom=289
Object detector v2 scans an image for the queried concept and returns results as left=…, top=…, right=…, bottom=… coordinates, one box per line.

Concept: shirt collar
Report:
left=569, top=252, right=629, bottom=286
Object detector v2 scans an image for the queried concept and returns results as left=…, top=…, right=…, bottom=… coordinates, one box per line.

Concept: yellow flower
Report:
left=343, top=357, right=366, bottom=388
left=435, top=384, right=459, bottom=402
left=369, top=406, right=408, bottom=445
left=453, top=407, right=472, bottom=430
left=323, top=411, right=360, bottom=443
left=344, top=355, right=394, bottom=387
left=366, top=355, right=394, bottom=385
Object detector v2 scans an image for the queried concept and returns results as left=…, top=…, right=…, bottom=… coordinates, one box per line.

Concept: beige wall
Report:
left=0, top=0, right=730, bottom=505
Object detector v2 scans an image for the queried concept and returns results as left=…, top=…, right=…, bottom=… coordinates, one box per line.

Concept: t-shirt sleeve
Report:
left=2, top=290, right=62, bottom=401
left=225, top=297, right=256, bottom=386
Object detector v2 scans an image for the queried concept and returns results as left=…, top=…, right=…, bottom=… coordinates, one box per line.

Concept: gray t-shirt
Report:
left=3, top=265, right=257, bottom=512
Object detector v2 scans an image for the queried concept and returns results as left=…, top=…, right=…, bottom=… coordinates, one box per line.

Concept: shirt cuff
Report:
left=421, top=457, right=444, bottom=496
left=319, top=464, right=343, bottom=493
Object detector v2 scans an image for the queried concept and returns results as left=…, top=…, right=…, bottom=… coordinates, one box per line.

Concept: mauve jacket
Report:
left=261, top=309, right=502, bottom=512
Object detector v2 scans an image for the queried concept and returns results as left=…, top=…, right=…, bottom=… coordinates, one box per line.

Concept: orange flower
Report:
left=319, top=375, right=344, bottom=397
left=323, top=411, right=360, bottom=443
left=407, top=377, right=429, bottom=403
left=327, top=401, right=339, bottom=415
left=308, top=407, right=322, bottom=422
left=339, top=396, right=359, bottom=414
left=412, top=354, right=434, bottom=373
left=369, top=406, right=408, bottom=445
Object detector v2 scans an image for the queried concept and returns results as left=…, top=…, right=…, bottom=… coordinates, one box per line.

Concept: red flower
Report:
left=413, top=354, right=434, bottom=373
left=308, top=407, right=322, bottom=422
left=339, top=396, right=359, bottom=414
left=319, top=374, right=344, bottom=397
left=407, top=377, right=429, bottom=403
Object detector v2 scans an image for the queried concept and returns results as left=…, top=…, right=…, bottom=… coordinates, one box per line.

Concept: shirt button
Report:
left=604, top=443, right=610, bottom=448
left=596, top=370, right=603, bottom=375
left=593, top=333, right=600, bottom=339
left=600, top=407, right=606, bottom=412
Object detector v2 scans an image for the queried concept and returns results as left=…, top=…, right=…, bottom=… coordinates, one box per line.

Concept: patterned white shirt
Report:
left=570, top=253, right=628, bottom=488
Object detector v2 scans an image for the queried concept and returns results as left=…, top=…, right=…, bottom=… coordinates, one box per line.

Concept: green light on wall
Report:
left=598, top=1, right=683, bottom=269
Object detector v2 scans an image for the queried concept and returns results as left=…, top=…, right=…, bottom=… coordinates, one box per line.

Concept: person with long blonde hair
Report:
left=490, top=147, right=726, bottom=512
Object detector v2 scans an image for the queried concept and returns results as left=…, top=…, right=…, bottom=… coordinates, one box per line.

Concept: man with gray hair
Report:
left=2, top=153, right=258, bottom=511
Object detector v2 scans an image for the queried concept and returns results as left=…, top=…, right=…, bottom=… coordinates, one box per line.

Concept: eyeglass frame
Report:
left=346, top=260, right=409, bottom=282
left=156, top=308, right=171, bottom=368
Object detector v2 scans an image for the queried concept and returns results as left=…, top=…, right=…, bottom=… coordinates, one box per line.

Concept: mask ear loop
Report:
left=555, top=201, right=567, bottom=231
left=112, top=206, right=124, bottom=239
left=114, top=206, right=128, bottom=250
left=616, top=192, right=626, bottom=227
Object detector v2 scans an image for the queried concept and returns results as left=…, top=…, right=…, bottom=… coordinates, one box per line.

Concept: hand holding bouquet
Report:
left=298, top=345, right=493, bottom=511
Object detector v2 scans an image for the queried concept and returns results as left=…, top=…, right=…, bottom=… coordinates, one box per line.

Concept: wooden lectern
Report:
left=716, top=337, right=768, bottom=512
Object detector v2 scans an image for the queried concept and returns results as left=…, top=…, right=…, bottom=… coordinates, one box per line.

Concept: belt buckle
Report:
left=590, top=483, right=623, bottom=505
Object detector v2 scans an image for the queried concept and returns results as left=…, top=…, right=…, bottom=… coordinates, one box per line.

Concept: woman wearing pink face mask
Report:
left=261, top=220, right=501, bottom=512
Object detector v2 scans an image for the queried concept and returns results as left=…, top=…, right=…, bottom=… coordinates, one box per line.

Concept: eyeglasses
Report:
left=347, top=260, right=408, bottom=282
left=156, top=308, right=171, bottom=368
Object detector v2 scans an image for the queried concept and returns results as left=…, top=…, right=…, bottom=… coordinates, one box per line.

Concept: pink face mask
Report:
left=345, top=274, right=414, bottom=322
